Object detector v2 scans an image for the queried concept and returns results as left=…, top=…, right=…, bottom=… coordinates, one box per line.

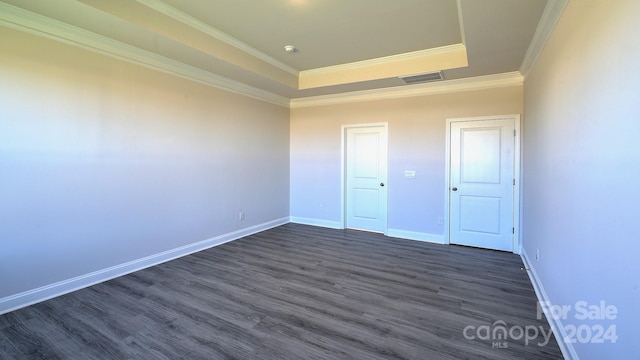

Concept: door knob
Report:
left=380, top=182, right=385, bottom=187
left=451, top=187, right=458, bottom=191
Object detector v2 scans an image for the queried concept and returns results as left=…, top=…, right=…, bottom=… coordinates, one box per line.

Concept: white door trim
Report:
left=444, top=114, right=521, bottom=253
left=340, top=122, right=389, bottom=233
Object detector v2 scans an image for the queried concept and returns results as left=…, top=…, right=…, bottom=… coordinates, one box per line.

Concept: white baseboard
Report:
left=289, top=216, right=342, bottom=229
left=0, top=217, right=289, bottom=315
left=288, top=218, right=446, bottom=245
left=386, top=229, right=446, bottom=244
left=521, top=249, right=578, bottom=360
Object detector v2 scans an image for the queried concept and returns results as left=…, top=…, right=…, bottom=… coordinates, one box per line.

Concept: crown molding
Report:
left=0, top=2, right=289, bottom=107
left=136, top=0, right=299, bottom=77
left=301, top=44, right=466, bottom=77
left=298, top=43, right=468, bottom=89
left=519, top=0, right=570, bottom=78
left=456, top=0, right=466, bottom=45
left=290, top=72, right=523, bottom=109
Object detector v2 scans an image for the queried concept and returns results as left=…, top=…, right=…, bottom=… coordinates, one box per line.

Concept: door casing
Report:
left=444, top=115, right=522, bottom=253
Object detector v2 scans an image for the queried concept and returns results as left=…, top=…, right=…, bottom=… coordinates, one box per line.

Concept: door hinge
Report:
left=513, top=179, right=516, bottom=186
left=512, top=227, right=515, bottom=234
left=514, top=129, right=516, bottom=136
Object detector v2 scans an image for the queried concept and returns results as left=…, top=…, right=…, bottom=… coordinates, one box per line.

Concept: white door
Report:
left=449, top=118, right=515, bottom=251
left=345, top=125, right=388, bottom=233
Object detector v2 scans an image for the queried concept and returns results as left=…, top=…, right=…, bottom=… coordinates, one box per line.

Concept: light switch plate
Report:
left=404, top=170, right=416, bottom=178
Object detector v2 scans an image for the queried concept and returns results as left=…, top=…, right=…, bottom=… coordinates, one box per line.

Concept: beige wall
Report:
left=290, top=86, right=523, bottom=237
left=0, top=27, right=290, bottom=301
left=522, top=1, right=640, bottom=358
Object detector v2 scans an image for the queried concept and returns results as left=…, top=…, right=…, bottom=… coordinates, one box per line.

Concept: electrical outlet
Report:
left=437, top=217, right=444, bottom=225
left=239, top=211, right=245, bottom=221
left=536, top=249, right=540, bottom=260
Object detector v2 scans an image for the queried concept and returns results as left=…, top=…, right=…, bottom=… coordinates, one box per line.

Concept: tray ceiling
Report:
left=0, top=0, right=550, bottom=103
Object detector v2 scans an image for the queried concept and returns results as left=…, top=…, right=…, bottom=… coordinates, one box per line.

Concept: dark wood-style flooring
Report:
left=0, top=223, right=563, bottom=359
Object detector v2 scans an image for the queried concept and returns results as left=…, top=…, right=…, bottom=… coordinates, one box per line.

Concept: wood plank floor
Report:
left=0, top=224, right=563, bottom=359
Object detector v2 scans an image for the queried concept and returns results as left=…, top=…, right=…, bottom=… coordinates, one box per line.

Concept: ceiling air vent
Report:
left=399, top=71, right=444, bottom=84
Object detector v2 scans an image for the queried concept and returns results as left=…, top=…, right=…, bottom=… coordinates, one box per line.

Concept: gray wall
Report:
left=290, top=86, right=523, bottom=240
left=0, top=27, right=290, bottom=299
left=523, top=1, right=640, bottom=358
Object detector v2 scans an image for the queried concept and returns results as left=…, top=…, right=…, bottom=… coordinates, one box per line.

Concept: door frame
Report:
left=444, top=114, right=522, bottom=253
left=340, top=122, right=389, bottom=233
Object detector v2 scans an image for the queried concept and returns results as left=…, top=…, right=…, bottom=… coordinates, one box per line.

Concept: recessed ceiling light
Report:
left=284, top=45, right=297, bottom=53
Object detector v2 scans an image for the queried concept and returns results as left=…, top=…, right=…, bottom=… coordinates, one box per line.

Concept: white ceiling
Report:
left=161, top=0, right=464, bottom=70
left=0, top=0, right=548, bottom=101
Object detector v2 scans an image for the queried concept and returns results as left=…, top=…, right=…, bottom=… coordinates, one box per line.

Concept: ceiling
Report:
left=0, top=0, right=549, bottom=102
